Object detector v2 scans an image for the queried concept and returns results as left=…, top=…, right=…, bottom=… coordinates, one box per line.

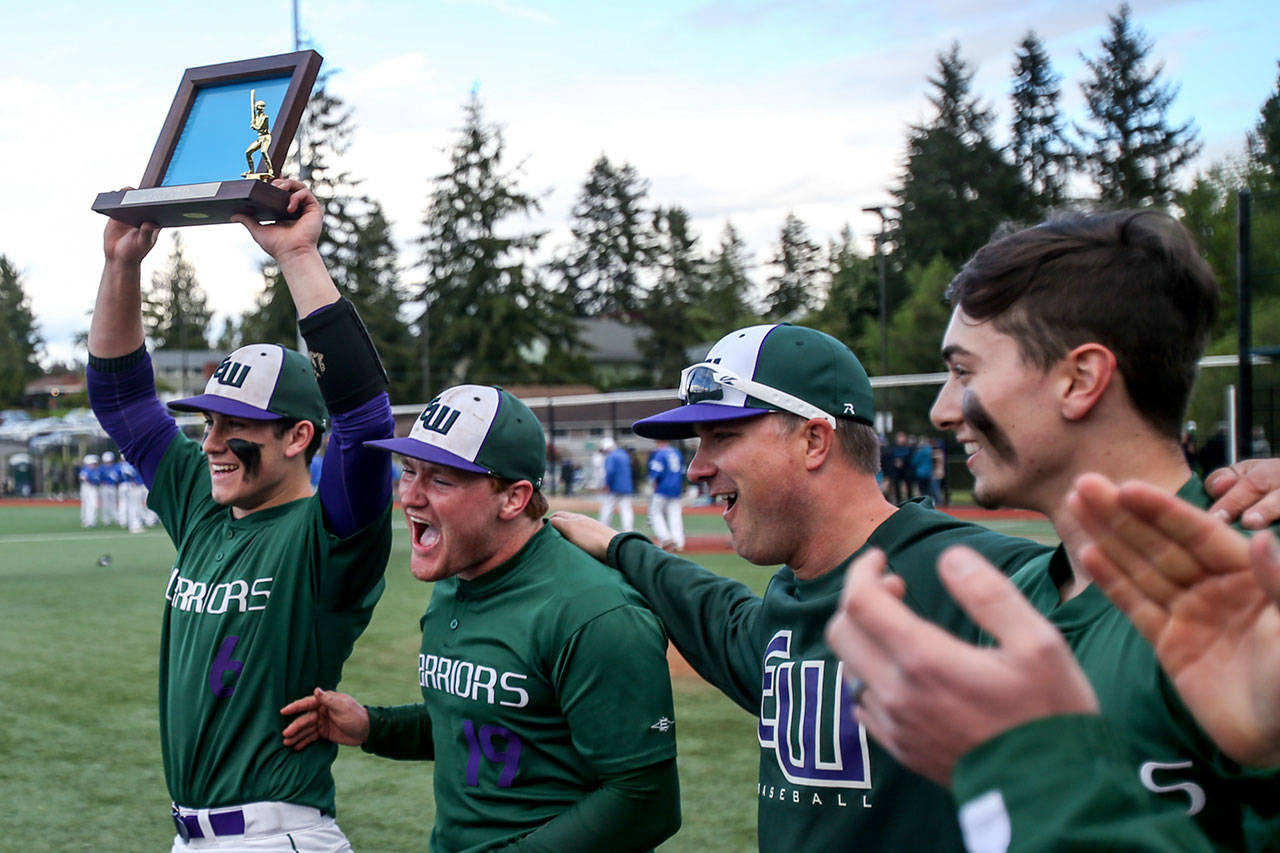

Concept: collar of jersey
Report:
left=222, top=494, right=313, bottom=526
left=455, top=522, right=554, bottom=597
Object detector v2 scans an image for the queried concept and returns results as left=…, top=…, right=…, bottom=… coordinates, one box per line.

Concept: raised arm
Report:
left=232, top=179, right=337, bottom=316
left=87, top=214, right=178, bottom=483
left=234, top=180, right=393, bottom=536
left=89, top=214, right=159, bottom=358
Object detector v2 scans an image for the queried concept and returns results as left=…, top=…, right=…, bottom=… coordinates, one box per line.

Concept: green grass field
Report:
left=0, top=503, right=1055, bottom=851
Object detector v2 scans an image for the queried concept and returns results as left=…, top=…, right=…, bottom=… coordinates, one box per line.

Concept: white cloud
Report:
left=1, top=0, right=1273, bottom=368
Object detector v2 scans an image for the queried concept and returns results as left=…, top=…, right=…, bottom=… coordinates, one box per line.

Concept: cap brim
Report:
left=168, top=394, right=281, bottom=420
left=363, top=436, right=491, bottom=475
left=632, top=403, right=773, bottom=439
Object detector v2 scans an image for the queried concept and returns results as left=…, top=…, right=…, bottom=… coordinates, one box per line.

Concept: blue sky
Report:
left=1, top=0, right=1275, bottom=366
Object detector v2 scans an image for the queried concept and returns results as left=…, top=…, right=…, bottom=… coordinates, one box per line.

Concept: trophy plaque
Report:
left=92, top=50, right=322, bottom=227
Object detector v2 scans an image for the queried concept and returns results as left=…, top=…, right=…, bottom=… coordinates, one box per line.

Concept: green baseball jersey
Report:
left=605, top=499, right=1050, bottom=852
left=150, top=435, right=391, bottom=813
left=952, top=714, right=1216, bottom=851
left=364, top=523, right=677, bottom=852
left=1004, top=477, right=1280, bottom=852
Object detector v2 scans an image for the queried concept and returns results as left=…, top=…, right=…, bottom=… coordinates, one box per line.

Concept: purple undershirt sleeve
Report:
left=86, top=352, right=180, bottom=488
left=315, top=391, right=393, bottom=538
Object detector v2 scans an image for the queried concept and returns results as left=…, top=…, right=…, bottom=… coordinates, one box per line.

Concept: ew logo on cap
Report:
left=212, top=359, right=251, bottom=389
left=420, top=401, right=462, bottom=436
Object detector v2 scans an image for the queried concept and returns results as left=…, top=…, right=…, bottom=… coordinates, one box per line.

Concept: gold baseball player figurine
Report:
left=242, top=89, right=274, bottom=180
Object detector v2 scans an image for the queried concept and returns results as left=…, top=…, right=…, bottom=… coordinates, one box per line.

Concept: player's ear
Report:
left=282, top=420, right=315, bottom=460
left=1060, top=343, right=1117, bottom=421
left=801, top=418, right=837, bottom=471
left=497, top=480, right=534, bottom=520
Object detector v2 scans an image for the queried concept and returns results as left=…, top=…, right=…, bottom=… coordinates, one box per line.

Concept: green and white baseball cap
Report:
left=169, top=344, right=329, bottom=431
left=365, top=385, right=546, bottom=488
left=633, top=324, right=875, bottom=440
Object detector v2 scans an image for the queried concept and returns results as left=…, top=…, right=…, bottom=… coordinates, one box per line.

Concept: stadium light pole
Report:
left=861, top=205, right=890, bottom=378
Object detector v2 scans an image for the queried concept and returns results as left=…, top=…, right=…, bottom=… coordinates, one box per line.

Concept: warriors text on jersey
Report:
left=363, top=524, right=677, bottom=851
left=151, top=436, right=391, bottom=813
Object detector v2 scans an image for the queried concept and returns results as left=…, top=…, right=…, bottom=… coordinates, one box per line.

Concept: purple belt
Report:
left=171, top=805, right=246, bottom=840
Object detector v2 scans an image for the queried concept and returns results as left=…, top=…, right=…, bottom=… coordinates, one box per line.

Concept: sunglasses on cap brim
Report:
left=678, top=362, right=837, bottom=428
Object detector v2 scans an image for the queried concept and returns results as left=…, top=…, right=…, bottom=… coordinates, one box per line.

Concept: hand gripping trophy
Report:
left=243, top=89, right=274, bottom=180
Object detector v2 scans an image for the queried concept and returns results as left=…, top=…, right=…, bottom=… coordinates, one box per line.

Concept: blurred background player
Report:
left=646, top=437, right=684, bottom=551
left=79, top=453, right=100, bottom=528
left=281, top=386, right=680, bottom=851
left=98, top=450, right=121, bottom=526
left=598, top=435, right=635, bottom=532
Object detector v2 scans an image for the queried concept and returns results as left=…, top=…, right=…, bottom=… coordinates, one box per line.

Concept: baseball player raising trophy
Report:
left=88, top=178, right=395, bottom=852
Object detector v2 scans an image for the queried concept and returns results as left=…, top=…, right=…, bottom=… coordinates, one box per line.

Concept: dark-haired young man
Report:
left=833, top=210, right=1278, bottom=850
left=89, top=180, right=394, bottom=851
left=280, top=386, right=680, bottom=852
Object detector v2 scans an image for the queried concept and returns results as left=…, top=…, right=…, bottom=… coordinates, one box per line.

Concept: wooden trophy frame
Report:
left=92, top=50, right=322, bottom=227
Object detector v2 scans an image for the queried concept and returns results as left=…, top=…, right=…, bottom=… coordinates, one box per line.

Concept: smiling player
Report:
left=88, top=180, right=393, bottom=852
left=280, top=385, right=680, bottom=852
left=828, top=210, right=1279, bottom=850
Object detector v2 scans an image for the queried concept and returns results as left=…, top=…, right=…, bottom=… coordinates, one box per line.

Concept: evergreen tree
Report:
left=1077, top=3, right=1202, bottom=206
left=810, top=225, right=878, bottom=351
left=1248, top=61, right=1280, bottom=178
left=1010, top=32, right=1075, bottom=210
left=142, top=233, right=212, bottom=351
left=702, top=221, right=757, bottom=337
left=640, top=206, right=711, bottom=386
left=415, top=93, right=584, bottom=395
left=0, top=255, right=42, bottom=406
left=239, top=265, right=297, bottom=347
left=764, top=212, right=824, bottom=320
left=555, top=155, right=653, bottom=317
left=241, top=81, right=411, bottom=374
left=214, top=316, right=241, bottom=352
left=893, top=44, right=1034, bottom=269
left=877, top=256, right=956, bottom=432
left=347, top=202, right=418, bottom=401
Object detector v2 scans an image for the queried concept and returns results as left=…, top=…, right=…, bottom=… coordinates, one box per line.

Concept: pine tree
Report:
left=702, top=221, right=756, bottom=337
left=1077, top=3, right=1202, bottom=206
left=555, top=155, right=653, bottom=317
left=1248, top=61, right=1280, bottom=177
left=415, top=93, right=583, bottom=395
left=0, top=255, right=43, bottom=406
left=893, top=44, right=1034, bottom=268
left=240, top=81, right=411, bottom=373
left=810, top=225, right=878, bottom=350
left=142, top=233, right=212, bottom=351
left=347, top=202, right=418, bottom=401
left=640, top=206, right=711, bottom=386
left=764, top=212, right=824, bottom=320
left=214, top=316, right=241, bottom=352
left=1010, top=32, right=1075, bottom=210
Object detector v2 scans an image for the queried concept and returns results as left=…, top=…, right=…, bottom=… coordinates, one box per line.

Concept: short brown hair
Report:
left=272, top=418, right=324, bottom=465
left=489, top=476, right=549, bottom=519
left=773, top=414, right=881, bottom=475
left=946, top=210, right=1218, bottom=439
